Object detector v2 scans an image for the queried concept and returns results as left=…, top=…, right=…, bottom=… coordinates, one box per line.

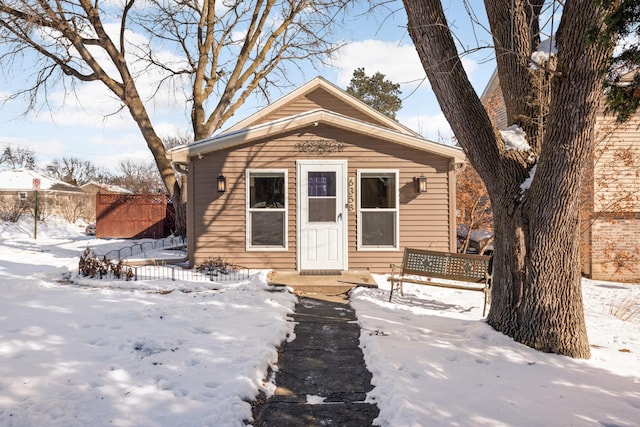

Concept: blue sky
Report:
left=0, top=2, right=495, bottom=173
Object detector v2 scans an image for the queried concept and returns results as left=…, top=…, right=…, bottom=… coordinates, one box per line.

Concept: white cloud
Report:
left=31, top=21, right=191, bottom=132
left=400, top=112, right=453, bottom=143
left=114, top=148, right=158, bottom=164
left=332, top=39, right=427, bottom=87
left=0, top=133, right=92, bottom=169
left=0, top=125, right=154, bottom=171
left=0, top=135, right=65, bottom=159
left=154, top=121, right=192, bottom=140
left=461, top=56, right=479, bottom=77
left=83, top=132, right=152, bottom=170
left=32, top=87, right=135, bottom=130
left=332, top=39, right=481, bottom=89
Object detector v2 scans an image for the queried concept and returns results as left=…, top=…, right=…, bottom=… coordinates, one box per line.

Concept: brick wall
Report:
left=590, top=218, right=640, bottom=282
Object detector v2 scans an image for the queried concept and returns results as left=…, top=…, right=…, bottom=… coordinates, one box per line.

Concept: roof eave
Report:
left=169, top=110, right=466, bottom=164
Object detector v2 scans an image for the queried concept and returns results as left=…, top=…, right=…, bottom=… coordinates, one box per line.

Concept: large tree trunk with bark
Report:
left=403, top=0, right=617, bottom=358
left=126, top=103, right=176, bottom=194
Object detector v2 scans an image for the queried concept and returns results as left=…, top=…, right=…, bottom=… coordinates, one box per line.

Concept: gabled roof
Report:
left=0, top=169, right=83, bottom=192
left=170, top=76, right=464, bottom=164
left=480, top=69, right=500, bottom=103
left=170, top=108, right=465, bottom=164
left=81, top=181, right=132, bottom=194
left=225, top=76, right=421, bottom=137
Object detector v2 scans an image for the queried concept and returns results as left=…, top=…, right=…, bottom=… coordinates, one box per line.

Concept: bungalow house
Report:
left=169, top=77, right=465, bottom=272
left=481, top=72, right=640, bottom=282
left=81, top=181, right=132, bottom=196
left=0, top=168, right=89, bottom=221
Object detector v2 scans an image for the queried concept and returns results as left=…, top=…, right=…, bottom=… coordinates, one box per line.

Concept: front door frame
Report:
left=296, top=159, right=348, bottom=271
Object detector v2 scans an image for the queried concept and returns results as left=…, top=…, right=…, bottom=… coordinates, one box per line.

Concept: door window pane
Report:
left=308, top=171, right=336, bottom=222
left=308, top=172, right=336, bottom=196
left=309, top=198, right=336, bottom=222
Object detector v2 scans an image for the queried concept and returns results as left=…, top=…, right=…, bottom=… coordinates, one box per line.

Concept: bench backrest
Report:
left=401, top=248, right=491, bottom=283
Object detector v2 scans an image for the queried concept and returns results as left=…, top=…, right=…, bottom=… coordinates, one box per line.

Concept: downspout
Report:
left=449, top=159, right=460, bottom=253
left=165, top=158, right=190, bottom=266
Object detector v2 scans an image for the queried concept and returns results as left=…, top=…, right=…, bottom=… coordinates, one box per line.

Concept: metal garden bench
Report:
left=388, top=247, right=493, bottom=316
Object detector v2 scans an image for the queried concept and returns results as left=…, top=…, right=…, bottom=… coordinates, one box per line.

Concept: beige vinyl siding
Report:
left=191, top=153, right=297, bottom=270
left=189, top=124, right=454, bottom=272
left=255, top=88, right=390, bottom=129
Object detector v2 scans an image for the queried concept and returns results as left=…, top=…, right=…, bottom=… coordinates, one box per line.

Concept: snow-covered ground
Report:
left=0, top=218, right=296, bottom=427
left=353, top=277, right=640, bottom=426
left=1, top=217, right=639, bottom=426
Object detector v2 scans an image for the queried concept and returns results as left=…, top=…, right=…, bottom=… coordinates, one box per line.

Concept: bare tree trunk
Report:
left=125, top=101, right=176, bottom=193
left=172, top=178, right=187, bottom=237
left=403, top=0, right=616, bottom=358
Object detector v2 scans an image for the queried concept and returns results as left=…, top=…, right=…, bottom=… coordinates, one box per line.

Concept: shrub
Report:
left=196, top=256, right=238, bottom=275
left=0, top=197, right=28, bottom=222
left=78, top=247, right=134, bottom=280
left=608, top=293, right=639, bottom=322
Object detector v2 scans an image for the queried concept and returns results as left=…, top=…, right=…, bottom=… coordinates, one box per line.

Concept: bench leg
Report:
left=482, top=289, right=489, bottom=317
left=388, top=280, right=403, bottom=302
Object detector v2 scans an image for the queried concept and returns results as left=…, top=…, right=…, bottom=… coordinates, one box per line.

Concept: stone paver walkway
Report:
left=256, top=293, right=379, bottom=426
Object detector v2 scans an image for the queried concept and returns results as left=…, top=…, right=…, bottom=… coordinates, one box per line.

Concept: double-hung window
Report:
left=246, top=170, right=287, bottom=250
left=358, top=170, right=399, bottom=250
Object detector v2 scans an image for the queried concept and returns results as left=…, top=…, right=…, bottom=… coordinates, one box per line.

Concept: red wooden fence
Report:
left=96, top=194, right=170, bottom=239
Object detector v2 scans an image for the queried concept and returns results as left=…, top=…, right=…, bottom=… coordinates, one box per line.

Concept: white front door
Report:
left=298, top=160, right=347, bottom=271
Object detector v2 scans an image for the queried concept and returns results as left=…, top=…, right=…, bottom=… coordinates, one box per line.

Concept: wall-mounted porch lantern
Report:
left=217, top=174, right=227, bottom=193
left=415, top=174, right=427, bottom=193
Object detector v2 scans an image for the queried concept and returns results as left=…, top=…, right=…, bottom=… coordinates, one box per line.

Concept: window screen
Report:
left=247, top=171, right=286, bottom=248
left=359, top=171, right=398, bottom=249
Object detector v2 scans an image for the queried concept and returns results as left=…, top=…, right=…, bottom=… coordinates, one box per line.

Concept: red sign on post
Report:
left=32, top=178, right=41, bottom=239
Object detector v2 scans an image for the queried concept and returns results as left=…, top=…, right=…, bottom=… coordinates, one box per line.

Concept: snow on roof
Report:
left=81, top=181, right=132, bottom=194
left=0, top=169, right=81, bottom=192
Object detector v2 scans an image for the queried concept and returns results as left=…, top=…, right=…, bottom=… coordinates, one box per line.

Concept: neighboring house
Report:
left=81, top=181, right=132, bottom=195
left=81, top=181, right=132, bottom=222
left=0, top=168, right=89, bottom=221
left=481, top=72, right=640, bottom=282
left=170, top=77, right=465, bottom=272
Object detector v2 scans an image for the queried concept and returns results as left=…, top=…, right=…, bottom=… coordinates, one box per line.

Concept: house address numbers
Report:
left=348, top=177, right=355, bottom=212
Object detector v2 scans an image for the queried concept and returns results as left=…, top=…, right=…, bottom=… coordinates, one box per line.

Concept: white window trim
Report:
left=18, top=192, right=28, bottom=200
left=357, top=169, right=400, bottom=251
left=245, top=169, right=288, bottom=251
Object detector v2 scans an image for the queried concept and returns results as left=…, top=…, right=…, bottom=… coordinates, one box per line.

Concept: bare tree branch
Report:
left=1, top=0, right=350, bottom=195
